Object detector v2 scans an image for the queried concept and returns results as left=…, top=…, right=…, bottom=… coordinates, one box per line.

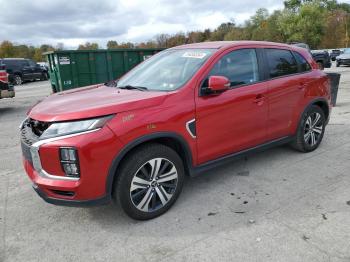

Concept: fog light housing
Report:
left=59, top=147, right=80, bottom=178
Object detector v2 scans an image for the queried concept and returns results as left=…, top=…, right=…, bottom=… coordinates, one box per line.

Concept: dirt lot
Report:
left=1, top=66, right=350, bottom=262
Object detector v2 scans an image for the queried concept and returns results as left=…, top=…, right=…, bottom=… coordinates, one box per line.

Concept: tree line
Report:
left=0, top=0, right=349, bottom=62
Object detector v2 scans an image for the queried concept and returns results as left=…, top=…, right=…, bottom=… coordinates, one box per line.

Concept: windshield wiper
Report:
left=118, top=85, right=148, bottom=91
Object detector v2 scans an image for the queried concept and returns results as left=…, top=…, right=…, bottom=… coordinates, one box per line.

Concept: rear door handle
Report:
left=298, top=83, right=307, bottom=90
left=254, top=94, right=266, bottom=105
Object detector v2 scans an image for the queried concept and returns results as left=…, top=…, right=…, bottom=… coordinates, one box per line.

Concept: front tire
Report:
left=291, top=105, right=326, bottom=153
left=115, top=144, right=185, bottom=220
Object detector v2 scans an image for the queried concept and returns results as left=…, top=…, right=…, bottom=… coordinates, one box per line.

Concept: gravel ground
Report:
left=1, top=65, right=350, bottom=262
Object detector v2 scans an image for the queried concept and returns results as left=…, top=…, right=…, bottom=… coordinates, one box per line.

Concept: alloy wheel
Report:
left=130, top=158, right=178, bottom=212
left=14, top=75, right=22, bottom=85
left=304, top=112, right=323, bottom=147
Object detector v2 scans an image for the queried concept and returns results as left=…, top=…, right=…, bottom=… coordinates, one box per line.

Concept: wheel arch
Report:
left=313, top=99, right=330, bottom=121
left=294, top=97, right=330, bottom=134
left=106, top=132, right=194, bottom=197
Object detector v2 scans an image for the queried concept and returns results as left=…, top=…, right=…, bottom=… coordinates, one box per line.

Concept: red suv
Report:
left=21, top=41, right=331, bottom=220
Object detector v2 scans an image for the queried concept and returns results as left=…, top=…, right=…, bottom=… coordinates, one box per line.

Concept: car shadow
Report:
left=85, top=144, right=299, bottom=237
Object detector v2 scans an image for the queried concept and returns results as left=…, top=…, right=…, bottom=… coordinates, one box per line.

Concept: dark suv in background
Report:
left=310, top=50, right=332, bottom=70
left=290, top=43, right=331, bottom=70
left=0, top=58, right=48, bottom=85
left=330, top=49, right=342, bottom=61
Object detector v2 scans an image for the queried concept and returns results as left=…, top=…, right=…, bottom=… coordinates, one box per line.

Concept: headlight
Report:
left=40, top=115, right=114, bottom=140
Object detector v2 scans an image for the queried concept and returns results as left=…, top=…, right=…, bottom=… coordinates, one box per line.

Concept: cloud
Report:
left=0, top=0, right=348, bottom=48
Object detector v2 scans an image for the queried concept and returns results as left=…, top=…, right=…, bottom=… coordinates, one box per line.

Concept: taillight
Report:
left=0, top=70, right=8, bottom=84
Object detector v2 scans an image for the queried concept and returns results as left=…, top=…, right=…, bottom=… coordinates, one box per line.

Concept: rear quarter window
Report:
left=293, top=51, right=311, bottom=72
left=265, top=49, right=298, bottom=78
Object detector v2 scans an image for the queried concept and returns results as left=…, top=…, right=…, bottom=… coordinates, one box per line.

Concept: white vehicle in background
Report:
left=37, top=62, right=49, bottom=71
left=336, top=48, right=350, bottom=67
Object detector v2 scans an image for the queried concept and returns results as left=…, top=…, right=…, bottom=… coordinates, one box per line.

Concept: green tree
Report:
left=245, top=8, right=271, bottom=40
left=107, top=40, right=119, bottom=49
left=0, top=41, right=15, bottom=57
left=210, top=22, right=236, bottom=41
left=167, top=32, right=187, bottom=47
left=78, top=42, right=99, bottom=50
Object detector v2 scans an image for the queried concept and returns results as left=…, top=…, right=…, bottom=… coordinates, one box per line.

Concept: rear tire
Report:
left=290, top=105, right=326, bottom=153
left=114, top=143, right=185, bottom=220
left=317, top=62, right=324, bottom=70
left=40, top=72, right=48, bottom=81
left=14, top=75, right=22, bottom=85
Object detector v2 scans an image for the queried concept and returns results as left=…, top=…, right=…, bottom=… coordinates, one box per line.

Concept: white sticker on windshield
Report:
left=182, top=52, right=207, bottom=59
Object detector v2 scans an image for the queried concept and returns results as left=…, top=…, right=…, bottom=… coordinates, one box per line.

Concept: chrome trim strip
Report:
left=186, top=119, right=196, bottom=139
left=29, top=129, right=101, bottom=181
left=19, top=117, right=28, bottom=129
left=32, top=128, right=101, bottom=148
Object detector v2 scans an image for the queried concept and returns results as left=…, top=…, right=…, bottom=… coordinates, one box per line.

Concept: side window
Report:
left=3, top=60, right=15, bottom=67
left=21, top=60, right=29, bottom=67
left=29, top=60, right=36, bottom=67
left=203, top=49, right=259, bottom=88
left=293, top=51, right=311, bottom=72
left=265, top=49, right=298, bottom=78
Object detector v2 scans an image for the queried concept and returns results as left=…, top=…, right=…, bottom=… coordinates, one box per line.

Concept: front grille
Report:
left=20, top=118, right=51, bottom=163
left=20, top=121, right=39, bottom=146
left=20, top=118, right=51, bottom=146
left=28, top=118, right=51, bottom=137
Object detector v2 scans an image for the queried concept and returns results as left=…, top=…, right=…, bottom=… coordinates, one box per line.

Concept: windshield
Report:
left=344, top=49, right=350, bottom=54
left=116, top=49, right=215, bottom=91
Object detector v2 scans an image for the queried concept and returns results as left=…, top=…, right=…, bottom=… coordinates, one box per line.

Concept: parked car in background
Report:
left=311, top=50, right=332, bottom=70
left=21, top=41, right=331, bottom=220
left=37, top=62, right=49, bottom=71
left=0, top=65, right=15, bottom=100
left=336, top=48, right=350, bottom=67
left=330, top=49, right=342, bottom=61
left=0, top=58, right=48, bottom=85
left=290, top=42, right=311, bottom=51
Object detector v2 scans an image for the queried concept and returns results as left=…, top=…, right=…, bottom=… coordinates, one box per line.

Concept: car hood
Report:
left=28, top=84, right=168, bottom=122
left=337, top=54, right=350, bottom=59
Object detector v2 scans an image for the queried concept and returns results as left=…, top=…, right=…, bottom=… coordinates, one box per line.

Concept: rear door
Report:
left=29, top=60, right=41, bottom=79
left=21, top=60, right=33, bottom=81
left=264, top=48, right=305, bottom=140
left=195, top=48, right=268, bottom=164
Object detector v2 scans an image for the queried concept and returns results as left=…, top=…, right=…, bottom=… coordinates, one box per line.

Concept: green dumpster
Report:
left=44, top=48, right=164, bottom=93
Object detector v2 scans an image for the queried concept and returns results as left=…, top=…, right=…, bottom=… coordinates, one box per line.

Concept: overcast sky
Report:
left=0, top=0, right=350, bottom=49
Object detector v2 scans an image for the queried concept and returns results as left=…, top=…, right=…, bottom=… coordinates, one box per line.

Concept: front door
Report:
left=195, top=48, right=268, bottom=164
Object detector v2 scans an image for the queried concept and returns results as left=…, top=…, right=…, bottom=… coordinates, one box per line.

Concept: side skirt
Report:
left=190, top=136, right=293, bottom=177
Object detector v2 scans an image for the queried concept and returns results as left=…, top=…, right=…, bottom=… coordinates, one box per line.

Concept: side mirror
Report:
left=208, top=76, right=230, bottom=92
